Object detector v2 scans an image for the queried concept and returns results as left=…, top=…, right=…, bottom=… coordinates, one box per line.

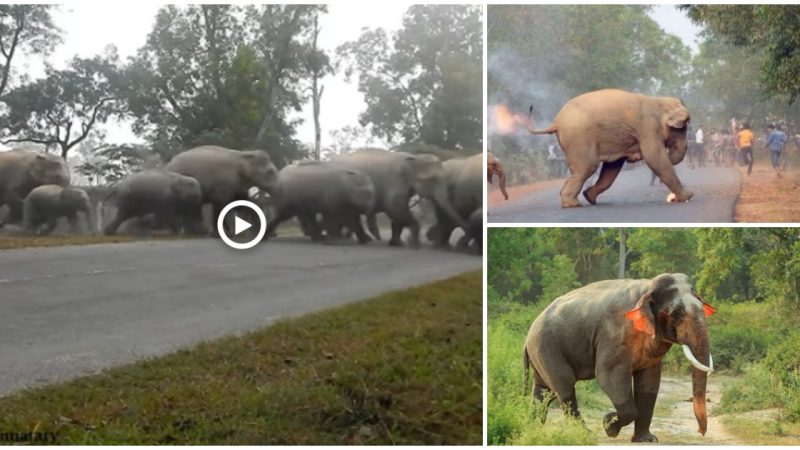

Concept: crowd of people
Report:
left=685, top=120, right=792, bottom=177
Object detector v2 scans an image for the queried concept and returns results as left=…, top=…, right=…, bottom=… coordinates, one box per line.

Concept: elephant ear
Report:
left=692, top=290, right=716, bottom=318
left=625, top=290, right=656, bottom=337
left=665, top=106, right=690, bottom=130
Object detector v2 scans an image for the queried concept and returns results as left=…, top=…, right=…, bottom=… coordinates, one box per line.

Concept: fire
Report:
left=490, top=104, right=528, bottom=135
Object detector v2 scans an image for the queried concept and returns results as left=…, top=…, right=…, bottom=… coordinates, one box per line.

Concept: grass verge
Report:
left=0, top=271, right=482, bottom=445
left=0, top=234, right=137, bottom=250
left=735, top=157, right=800, bottom=222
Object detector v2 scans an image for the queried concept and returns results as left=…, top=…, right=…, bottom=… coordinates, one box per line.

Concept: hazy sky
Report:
left=35, top=3, right=410, bottom=147
left=17, top=4, right=700, bottom=149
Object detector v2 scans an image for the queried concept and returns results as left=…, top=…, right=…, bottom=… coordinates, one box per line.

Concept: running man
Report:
left=765, top=124, right=788, bottom=177
left=737, top=122, right=755, bottom=175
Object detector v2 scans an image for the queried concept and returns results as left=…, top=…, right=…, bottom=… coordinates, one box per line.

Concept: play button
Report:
left=234, top=215, right=252, bottom=235
left=217, top=200, right=267, bottom=250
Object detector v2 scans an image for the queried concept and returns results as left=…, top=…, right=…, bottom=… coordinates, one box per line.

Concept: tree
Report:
left=74, top=142, right=154, bottom=185
left=123, top=5, right=327, bottom=165
left=1, top=51, right=122, bottom=159
left=682, top=5, right=800, bottom=103
left=0, top=5, right=61, bottom=98
left=306, top=12, right=331, bottom=160
left=338, top=5, right=482, bottom=150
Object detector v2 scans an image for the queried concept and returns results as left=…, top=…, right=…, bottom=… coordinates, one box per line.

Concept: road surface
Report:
left=489, top=164, right=742, bottom=223
left=0, top=237, right=480, bottom=395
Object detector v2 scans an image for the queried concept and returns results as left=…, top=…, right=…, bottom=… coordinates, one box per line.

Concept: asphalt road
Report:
left=0, top=237, right=480, bottom=396
left=489, top=163, right=742, bottom=223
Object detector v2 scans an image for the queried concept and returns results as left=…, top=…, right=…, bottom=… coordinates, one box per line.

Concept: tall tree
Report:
left=338, top=5, right=482, bottom=151
left=0, top=5, right=61, bottom=98
left=1, top=51, right=122, bottom=159
left=123, top=5, right=327, bottom=166
left=682, top=5, right=800, bottom=103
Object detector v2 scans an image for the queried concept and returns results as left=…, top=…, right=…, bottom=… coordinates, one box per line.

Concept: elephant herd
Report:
left=0, top=146, right=483, bottom=253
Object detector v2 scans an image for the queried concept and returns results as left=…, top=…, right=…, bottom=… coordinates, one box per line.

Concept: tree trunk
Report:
left=310, top=14, right=323, bottom=160
left=618, top=228, right=627, bottom=278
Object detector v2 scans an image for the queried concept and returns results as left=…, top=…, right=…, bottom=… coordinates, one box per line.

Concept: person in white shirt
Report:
left=695, top=125, right=706, bottom=167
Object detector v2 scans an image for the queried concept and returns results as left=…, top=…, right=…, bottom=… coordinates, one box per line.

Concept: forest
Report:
left=488, top=5, right=800, bottom=184
left=488, top=228, right=800, bottom=445
left=0, top=4, right=482, bottom=184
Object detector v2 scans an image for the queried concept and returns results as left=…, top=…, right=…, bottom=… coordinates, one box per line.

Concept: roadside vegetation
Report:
left=0, top=271, right=482, bottom=445
left=488, top=228, right=800, bottom=445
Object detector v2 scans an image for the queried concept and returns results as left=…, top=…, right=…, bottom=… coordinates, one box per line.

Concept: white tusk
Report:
left=682, top=344, right=714, bottom=373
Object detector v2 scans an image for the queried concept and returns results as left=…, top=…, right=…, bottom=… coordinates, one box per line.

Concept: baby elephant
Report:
left=23, top=185, right=95, bottom=235
left=104, top=171, right=205, bottom=235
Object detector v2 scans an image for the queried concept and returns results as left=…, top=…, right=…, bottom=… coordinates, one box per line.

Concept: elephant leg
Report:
left=596, top=364, right=637, bottom=438
left=366, top=213, right=381, bottom=241
left=632, top=364, right=661, bottom=443
left=104, top=210, right=128, bottom=235
left=560, top=158, right=599, bottom=208
left=536, top=356, right=580, bottom=419
left=38, top=218, right=58, bottom=236
left=66, top=213, right=82, bottom=234
left=645, top=141, right=693, bottom=202
left=533, top=369, right=556, bottom=424
left=346, top=215, right=370, bottom=245
left=583, top=158, right=625, bottom=205
left=389, top=221, right=404, bottom=246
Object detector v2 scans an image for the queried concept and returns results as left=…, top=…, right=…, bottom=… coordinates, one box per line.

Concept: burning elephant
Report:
left=523, top=273, right=714, bottom=443
left=528, top=89, right=692, bottom=208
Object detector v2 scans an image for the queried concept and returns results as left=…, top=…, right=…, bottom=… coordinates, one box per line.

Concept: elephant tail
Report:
left=523, top=347, right=531, bottom=394
left=527, top=105, right=557, bottom=135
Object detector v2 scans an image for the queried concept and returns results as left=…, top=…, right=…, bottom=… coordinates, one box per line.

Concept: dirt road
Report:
left=488, top=164, right=741, bottom=223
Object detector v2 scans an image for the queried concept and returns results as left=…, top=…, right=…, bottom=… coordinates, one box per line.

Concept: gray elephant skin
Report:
left=0, top=151, right=71, bottom=226
left=527, top=89, right=692, bottom=208
left=103, top=171, right=204, bottom=235
left=523, top=273, right=715, bottom=443
left=165, top=145, right=279, bottom=233
left=266, top=161, right=378, bottom=244
left=23, top=185, right=94, bottom=235
left=427, top=153, right=481, bottom=251
left=333, top=149, right=468, bottom=247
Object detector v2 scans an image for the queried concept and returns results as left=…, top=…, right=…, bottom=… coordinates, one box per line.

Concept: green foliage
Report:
left=0, top=5, right=61, bottom=97
left=1, top=50, right=123, bottom=159
left=123, top=5, right=326, bottom=165
left=683, top=5, right=800, bottom=104
left=539, top=254, right=580, bottom=304
left=338, top=5, right=482, bottom=151
left=488, top=301, right=598, bottom=445
left=627, top=228, right=699, bottom=279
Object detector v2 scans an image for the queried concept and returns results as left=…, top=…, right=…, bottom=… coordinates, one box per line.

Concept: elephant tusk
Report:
left=682, top=344, right=714, bottom=373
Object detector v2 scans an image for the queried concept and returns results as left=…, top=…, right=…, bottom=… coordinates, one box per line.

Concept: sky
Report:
left=15, top=4, right=701, bottom=149
left=33, top=3, right=410, bottom=147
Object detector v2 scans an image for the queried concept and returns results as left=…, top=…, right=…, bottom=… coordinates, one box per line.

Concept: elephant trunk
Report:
left=683, top=328, right=711, bottom=436
left=497, top=169, right=509, bottom=200
left=433, top=188, right=469, bottom=232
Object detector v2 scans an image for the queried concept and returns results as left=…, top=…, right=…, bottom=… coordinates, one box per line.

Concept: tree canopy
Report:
left=338, top=5, right=482, bottom=152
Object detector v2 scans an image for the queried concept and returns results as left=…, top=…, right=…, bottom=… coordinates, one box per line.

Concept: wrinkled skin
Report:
left=487, top=152, right=509, bottom=200
left=266, top=161, right=378, bottom=244
left=165, top=146, right=279, bottom=235
left=528, top=89, right=692, bottom=208
left=333, top=150, right=468, bottom=247
left=427, top=153, right=482, bottom=253
left=523, top=273, right=713, bottom=443
left=104, top=171, right=205, bottom=236
left=23, top=185, right=95, bottom=235
left=0, top=151, right=70, bottom=226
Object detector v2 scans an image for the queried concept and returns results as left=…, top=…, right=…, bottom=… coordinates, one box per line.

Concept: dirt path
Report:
left=734, top=159, right=800, bottom=222
left=591, top=375, right=785, bottom=445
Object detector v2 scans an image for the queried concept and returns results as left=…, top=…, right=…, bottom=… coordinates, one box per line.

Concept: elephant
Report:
left=0, top=151, right=71, bottom=227
left=165, top=146, right=279, bottom=235
left=426, top=153, right=482, bottom=251
left=487, top=151, right=509, bottom=200
left=527, top=89, right=692, bottom=208
left=22, top=185, right=95, bottom=235
left=265, top=161, right=378, bottom=244
left=523, top=273, right=715, bottom=443
left=103, top=171, right=205, bottom=236
left=332, top=150, right=469, bottom=247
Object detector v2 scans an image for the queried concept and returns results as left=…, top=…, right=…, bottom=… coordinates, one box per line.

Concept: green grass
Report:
left=0, top=234, right=138, bottom=250
left=0, top=272, right=482, bottom=445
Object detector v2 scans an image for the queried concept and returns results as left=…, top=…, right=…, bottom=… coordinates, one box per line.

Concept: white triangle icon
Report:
left=234, top=215, right=252, bottom=235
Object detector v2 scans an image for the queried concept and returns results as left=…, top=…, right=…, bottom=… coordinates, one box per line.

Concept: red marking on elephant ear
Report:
left=703, top=303, right=716, bottom=318
left=625, top=307, right=655, bottom=337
